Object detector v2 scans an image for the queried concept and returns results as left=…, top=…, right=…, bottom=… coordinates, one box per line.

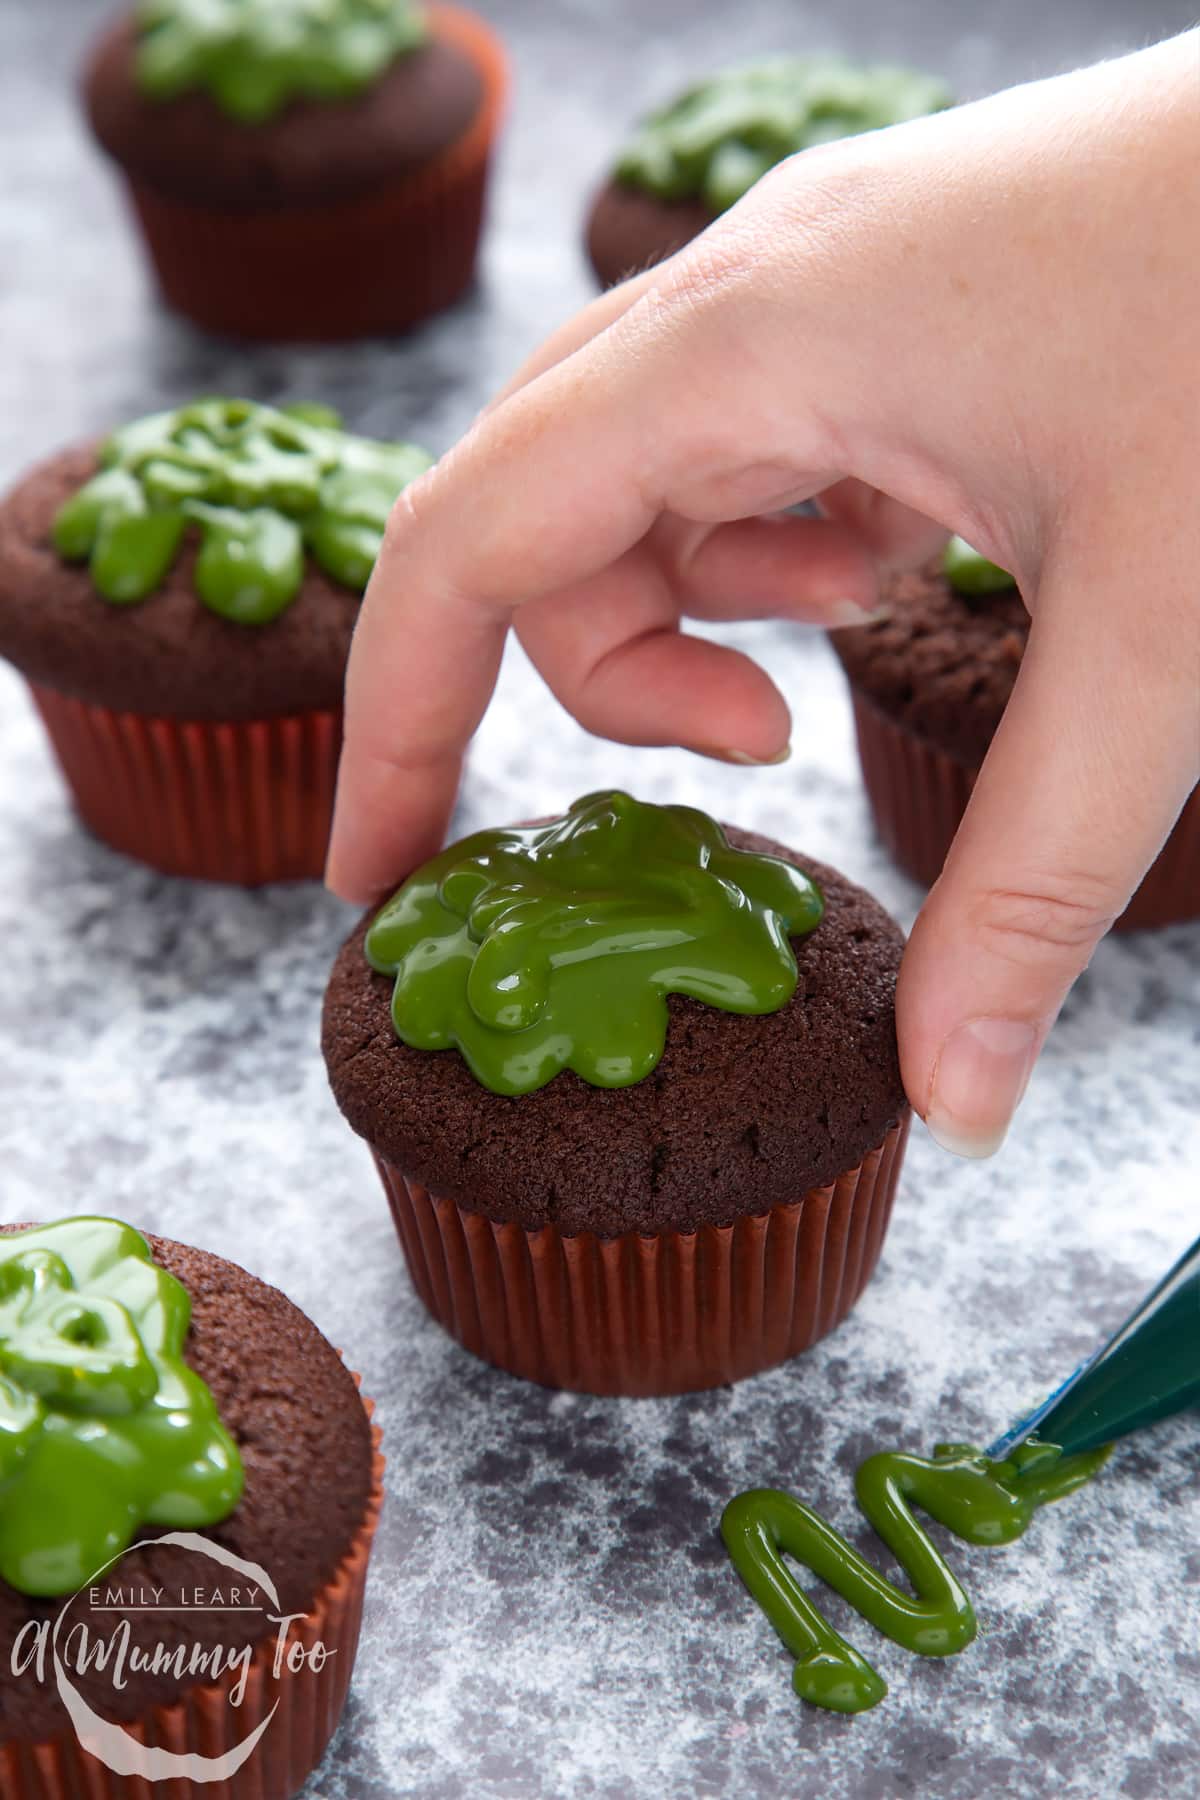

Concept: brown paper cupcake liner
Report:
left=849, top=688, right=1199, bottom=932
left=374, top=1114, right=910, bottom=1396
left=29, top=683, right=343, bottom=886
left=122, top=4, right=508, bottom=341
left=2, top=1393, right=384, bottom=1800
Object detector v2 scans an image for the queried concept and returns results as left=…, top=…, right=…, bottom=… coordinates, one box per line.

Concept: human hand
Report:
left=328, top=32, right=1200, bottom=1158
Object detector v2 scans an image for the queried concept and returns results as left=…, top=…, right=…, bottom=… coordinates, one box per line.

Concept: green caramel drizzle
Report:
left=366, top=790, right=824, bottom=1096
left=134, top=0, right=429, bottom=123
left=722, top=1437, right=1111, bottom=1714
left=943, top=535, right=1018, bottom=597
left=616, top=56, right=953, bottom=213
left=0, top=1218, right=244, bottom=1598
left=52, top=397, right=431, bottom=625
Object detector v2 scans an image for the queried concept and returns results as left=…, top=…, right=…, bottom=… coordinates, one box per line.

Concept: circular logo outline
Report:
left=50, top=1532, right=283, bottom=1783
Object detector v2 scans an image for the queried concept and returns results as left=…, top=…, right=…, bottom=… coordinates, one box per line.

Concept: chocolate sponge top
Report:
left=0, top=444, right=362, bottom=719
left=585, top=175, right=714, bottom=288
left=323, top=829, right=908, bottom=1236
left=830, top=556, right=1029, bottom=767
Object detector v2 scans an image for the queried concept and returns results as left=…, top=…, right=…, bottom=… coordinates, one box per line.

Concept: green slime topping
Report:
left=134, top=0, right=429, bottom=123
left=365, top=790, right=824, bottom=1096
left=0, top=1218, right=244, bottom=1598
left=722, top=1437, right=1112, bottom=1714
left=52, top=397, right=432, bottom=625
left=616, top=56, right=953, bottom=213
left=943, top=535, right=1019, bottom=597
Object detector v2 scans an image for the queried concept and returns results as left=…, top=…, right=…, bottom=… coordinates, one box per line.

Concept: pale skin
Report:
left=327, top=32, right=1200, bottom=1158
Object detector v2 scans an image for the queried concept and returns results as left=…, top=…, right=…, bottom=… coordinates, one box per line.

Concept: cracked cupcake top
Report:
left=134, top=0, right=429, bottom=122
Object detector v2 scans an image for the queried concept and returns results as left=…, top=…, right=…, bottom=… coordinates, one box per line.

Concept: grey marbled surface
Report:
left=0, top=1, right=1197, bottom=1796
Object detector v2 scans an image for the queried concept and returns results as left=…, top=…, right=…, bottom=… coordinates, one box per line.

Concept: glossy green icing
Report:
left=134, top=0, right=429, bottom=123
left=52, top=398, right=431, bottom=625
left=0, top=1219, right=244, bottom=1598
left=722, top=1437, right=1111, bottom=1714
left=943, top=535, right=1018, bottom=596
left=366, top=790, right=824, bottom=1096
left=616, top=57, right=953, bottom=212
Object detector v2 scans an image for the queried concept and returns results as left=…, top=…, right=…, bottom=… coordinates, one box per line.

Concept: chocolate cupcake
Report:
left=586, top=55, right=951, bottom=288
left=0, top=396, right=431, bottom=884
left=323, top=790, right=910, bottom=1397
left=0, top=1216, right=382, bottom=1798
left=83, top=1, right=507, bottom=341
left=830, top=542, right=1200, bottom=931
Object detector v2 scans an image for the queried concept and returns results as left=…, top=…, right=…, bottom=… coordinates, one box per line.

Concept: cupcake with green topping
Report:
left=585, top=54, right=952, bottom=287
left=0, top=396, right=431, bottom=884
left=322, top=790, right=910, bottom=1396
left=0, top=1216, right=382, bottom=1798
left=830, top=541, right=1200, bottom=930
left=82, top=1, right=508, bottom=341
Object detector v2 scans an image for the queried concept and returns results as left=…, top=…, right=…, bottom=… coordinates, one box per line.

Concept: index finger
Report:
left=325, top=265, right=838, bottom=902
left=324, top=331, right=665, bottom=903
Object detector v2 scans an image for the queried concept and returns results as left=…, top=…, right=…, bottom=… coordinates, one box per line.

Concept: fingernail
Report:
left=925, top=1017, right=1039, bottom=1159
left=702, top=744, right=793, bottom=767
left=827, top=599, right=890, bottom=627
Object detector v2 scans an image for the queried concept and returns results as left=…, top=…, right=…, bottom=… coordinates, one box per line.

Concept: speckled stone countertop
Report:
left=1, top=2, right=1197, bottom=1795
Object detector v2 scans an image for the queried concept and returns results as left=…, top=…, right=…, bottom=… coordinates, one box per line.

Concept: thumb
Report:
left=897, top=557, right=1200, bottom=1157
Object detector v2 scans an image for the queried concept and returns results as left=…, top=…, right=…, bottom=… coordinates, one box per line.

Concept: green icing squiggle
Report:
left=722, top=1437, right=1111, bottom=1713
left=943, top=535, right=1018, bottom=597
left=52, top=397, right=431, bottom=625
left=0, top=1218, right=244, bottom=1598
left=616, top=57, right=953, bottom=213
left=134, top=0, right=429, bottom=123
left=366, top=790, right=824, bottom=1096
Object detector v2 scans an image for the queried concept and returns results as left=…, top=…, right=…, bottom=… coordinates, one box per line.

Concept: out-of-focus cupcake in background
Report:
left=0, top=396, right=431, bottom=884
left=82, top=0, right=509, bottom=341
left=585, top=54, right=952, bottom=288
left=830, top=539, right=1200, bottom=931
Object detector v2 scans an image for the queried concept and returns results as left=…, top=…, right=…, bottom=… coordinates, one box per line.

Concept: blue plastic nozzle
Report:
left=988, top=1230, right=1200, bottom=1461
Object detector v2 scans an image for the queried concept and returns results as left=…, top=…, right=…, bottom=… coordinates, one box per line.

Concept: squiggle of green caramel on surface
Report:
left=0, top=1218, right=244, bottom=1598
left=721, top=1438, right=1112, bottom=1713
left=365, top=790, right=824, bottom=1096
left=52, top=397, right=431, bottom=624
left=135, top=0, right=429, bottom=124
left=616, top=56, right=953, bottom=213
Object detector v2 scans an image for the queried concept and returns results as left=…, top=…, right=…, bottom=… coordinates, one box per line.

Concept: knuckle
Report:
left=755, top=147, right=868, bottom=251
left=660, top=226, right=750, bottom=315
left=965, top=876, right=1120, bottom=966
left=380, top=474, right=426, bottom=559
left=648, top=192, right=791, bottom=333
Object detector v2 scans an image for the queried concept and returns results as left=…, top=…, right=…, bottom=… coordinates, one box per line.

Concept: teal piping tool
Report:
left=988, top=1230, right=1200, bottom=1459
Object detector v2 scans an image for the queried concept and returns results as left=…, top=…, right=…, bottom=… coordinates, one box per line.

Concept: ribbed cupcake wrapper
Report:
left=848, top=690, right=973, bottom=891
left=3, top=1397, right=384, bottom=1800
left=849, top=688, right=1199, bottom=932
left=123, top=4, right=508, bottom=342
left=374, top=1115, right=910, bottom=1396
left=1120, top=790, right=1200, bottom=929
left=29, top=683, right=342, bottom=886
